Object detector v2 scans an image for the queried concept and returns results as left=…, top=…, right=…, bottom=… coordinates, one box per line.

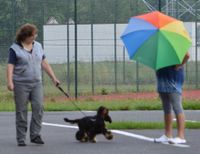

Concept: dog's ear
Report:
left=98, top=107, right=112, bottom=123
left=104, top=114, right=112, bottom=123
left=104, top=108, right=112, bottom=123
left=97, top=106, right=105, bottom=115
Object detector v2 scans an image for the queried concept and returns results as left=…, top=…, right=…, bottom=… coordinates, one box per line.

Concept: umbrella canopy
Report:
left=121, top=11, right=192, bottom=70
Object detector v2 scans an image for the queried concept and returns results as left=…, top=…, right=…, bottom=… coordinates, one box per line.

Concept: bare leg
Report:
left=164, top=113, right=173, bottom=138
left=176, top=113, right=185, bottom=139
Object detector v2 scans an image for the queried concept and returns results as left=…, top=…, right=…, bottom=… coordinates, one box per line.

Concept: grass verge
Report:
left=107, top=121, right=200, bottom=129
left=1, top=99, right=200, bottom=111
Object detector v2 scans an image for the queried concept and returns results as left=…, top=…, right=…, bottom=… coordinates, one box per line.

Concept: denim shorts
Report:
left=159, top=92, right=183, bottom=115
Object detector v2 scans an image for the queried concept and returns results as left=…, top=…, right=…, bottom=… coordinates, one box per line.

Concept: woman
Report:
left=7, top=23, right=60, bottom=146
left=154, top=52, right=190, bottom=144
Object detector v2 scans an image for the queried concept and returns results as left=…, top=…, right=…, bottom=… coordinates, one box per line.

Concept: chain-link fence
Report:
left=0, top=0, right=200, bottom=97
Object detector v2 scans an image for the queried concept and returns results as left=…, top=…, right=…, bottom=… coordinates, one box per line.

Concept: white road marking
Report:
left=43, top=122, right=78, bottom=129
left=42, top=122, right=190, bottom=148
left=82, top=111, right=96, bottom=113
left=111, top=130, right=154, bottom=142
left=173, top=118, right=198, bottom=123
left=185, top=120, right=198, bottom=123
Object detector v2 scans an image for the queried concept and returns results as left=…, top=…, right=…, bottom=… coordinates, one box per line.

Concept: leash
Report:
left=56, top=84, right=87, bottom=116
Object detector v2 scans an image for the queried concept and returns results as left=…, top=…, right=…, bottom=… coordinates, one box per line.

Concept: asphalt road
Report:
left=0, top=111, right=199, bottom=154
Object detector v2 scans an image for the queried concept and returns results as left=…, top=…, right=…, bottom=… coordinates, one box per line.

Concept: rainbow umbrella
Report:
left=121, top=11, right=192, bottom=70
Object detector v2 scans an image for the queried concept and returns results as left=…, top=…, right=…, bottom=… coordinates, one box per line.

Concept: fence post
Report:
left=66, top=0, right=71, bottom=93
left=74, top=0, right=78, bottom=99
left=195, top=7, right=199, bottom=88
left=136, top=61, right=139, bottom=92
left=123, top=46, right=126, bottom=83
left=11, top=0, right=16, bottom=39
left=158, top=0, right=161, bottom=11
left=114, top=0, right=118, bottom=92
left=90, top=0, right=95, bottom=95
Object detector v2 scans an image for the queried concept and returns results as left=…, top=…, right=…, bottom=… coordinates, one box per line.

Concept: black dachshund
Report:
left=64, top=106, right=113, bottom=143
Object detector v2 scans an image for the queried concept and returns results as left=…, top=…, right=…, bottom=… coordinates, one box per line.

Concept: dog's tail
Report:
left=64, top=118, right=79, bottom=124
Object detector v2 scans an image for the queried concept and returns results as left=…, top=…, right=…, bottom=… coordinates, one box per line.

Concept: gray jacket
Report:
left=11, top=41, right=44, bottom=83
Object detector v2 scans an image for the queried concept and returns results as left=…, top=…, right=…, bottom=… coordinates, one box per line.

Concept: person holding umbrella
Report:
left=154, top=52, right=190, bottom=144
left=121, top=11, right=192, bottom=144
left=7, top=23, right=60, bottom=146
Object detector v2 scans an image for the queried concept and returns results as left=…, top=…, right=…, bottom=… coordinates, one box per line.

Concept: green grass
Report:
left=44, top=99, right=200, bottom=111
left=107, top=121, right=200, bottom=129
left=1, top=98, right=200, bottom=111
left=43, top=100, right=163, bottom=111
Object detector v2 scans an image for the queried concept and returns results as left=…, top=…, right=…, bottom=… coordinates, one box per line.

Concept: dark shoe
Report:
left=18, top=141, right=26, bottom=146
left=31, top=136, right=44, bottom=144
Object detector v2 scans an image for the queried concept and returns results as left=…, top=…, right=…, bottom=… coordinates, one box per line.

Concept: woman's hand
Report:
left=175, top=64, right=182, bottom=70
left=7, top=81, right=14, bottom=91
left=52, top=78, right=60, bottom=87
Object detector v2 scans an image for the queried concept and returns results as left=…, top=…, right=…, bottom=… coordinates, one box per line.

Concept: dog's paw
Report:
left=80, top=138, right=88, bottom=143
left=63, top=118, right=68, bottom=122
left=105, top=131, right=113, bottom=140
left=76, top=131, right=88, bottom=142
left=89, top=137, right=97, bottom=143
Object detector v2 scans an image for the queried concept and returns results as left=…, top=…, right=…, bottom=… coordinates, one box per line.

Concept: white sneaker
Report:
left=168, top=137, right=186, bottom=144
left=154, top=135, right=170, bottom=143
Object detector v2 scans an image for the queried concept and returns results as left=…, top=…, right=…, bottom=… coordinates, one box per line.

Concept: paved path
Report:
left=43, top=110, right=200, bottom=122
left=0, top=111, right=199, bottom=154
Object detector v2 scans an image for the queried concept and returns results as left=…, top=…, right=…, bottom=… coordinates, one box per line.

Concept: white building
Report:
left=43, top=22, right=198, bottom=63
